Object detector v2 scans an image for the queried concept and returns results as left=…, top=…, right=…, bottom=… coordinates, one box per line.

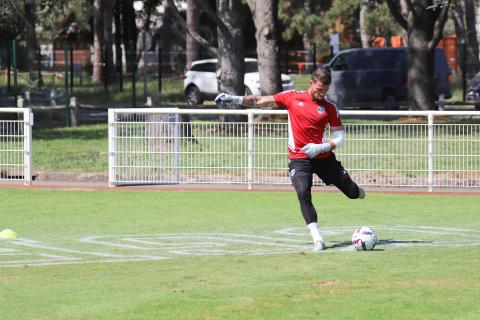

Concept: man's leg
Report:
left=316, top=153, right=365, bottom=199
left=289, top=160, right=325, bottom=251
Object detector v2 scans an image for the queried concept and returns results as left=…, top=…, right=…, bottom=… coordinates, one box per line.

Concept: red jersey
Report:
left=273, top=90, right=342, bottom=159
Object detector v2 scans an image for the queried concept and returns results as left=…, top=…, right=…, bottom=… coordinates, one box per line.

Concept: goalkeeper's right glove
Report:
left=215, top=93, right=243, bottom=107
left=301, top=143, right=331, bottom=158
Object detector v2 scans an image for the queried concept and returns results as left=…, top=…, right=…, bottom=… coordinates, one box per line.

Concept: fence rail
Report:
left=0, top=108, right=33, bottom=185
left=108, top=108, right=480, bottom=191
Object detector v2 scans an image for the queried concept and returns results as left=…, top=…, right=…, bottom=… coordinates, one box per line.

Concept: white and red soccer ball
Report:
left=352, top=227, right=377, bottom=251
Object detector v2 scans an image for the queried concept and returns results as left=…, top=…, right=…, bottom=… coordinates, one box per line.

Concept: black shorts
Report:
left=288, top=153, right=347, bottom=186
left=288, top=153, right=359, bottom=199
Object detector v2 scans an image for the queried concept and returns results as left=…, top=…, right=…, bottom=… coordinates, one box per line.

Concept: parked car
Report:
left=466, top=71, right=480, bottom=109
left=324, top=47, right=452, bottom=109
left=183, top=58, right=295, bottom=105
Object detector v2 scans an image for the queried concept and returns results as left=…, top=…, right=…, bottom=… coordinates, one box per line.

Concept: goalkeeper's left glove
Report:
left=301, top=143, right=331, bottom=158
left=215, top=93, right=243, bottom=107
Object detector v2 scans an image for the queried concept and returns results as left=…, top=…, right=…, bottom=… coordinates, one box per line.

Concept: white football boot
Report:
left=313, top=236, right=326, bottom=252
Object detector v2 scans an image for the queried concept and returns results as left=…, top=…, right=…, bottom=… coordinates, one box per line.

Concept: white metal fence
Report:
left=108, top=109, right=480, bottom=191
left=0, top=108, right=33, bottom=185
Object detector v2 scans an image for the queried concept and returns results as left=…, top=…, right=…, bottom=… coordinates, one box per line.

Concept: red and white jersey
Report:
left=273, top=90, right=342, bottom=159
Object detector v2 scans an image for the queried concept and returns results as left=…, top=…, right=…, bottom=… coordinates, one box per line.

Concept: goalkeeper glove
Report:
left=301, top=143, right=331, bottom=158
left=215, top=93, right=243, bottom=107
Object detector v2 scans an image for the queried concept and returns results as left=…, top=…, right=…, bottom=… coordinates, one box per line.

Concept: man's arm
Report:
left=215, top=93, right=277, bottom=108
left=242, top=95, right=277, bottom=107
left=300, top=125, right=345, bottom=158
left=328, top=125, right=345, bottom=150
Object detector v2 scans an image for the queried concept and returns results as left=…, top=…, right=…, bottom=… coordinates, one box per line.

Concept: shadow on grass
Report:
left=327, top=239, right=433, bottom=250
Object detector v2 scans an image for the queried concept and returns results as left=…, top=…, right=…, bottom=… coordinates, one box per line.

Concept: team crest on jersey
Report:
left=317, top=105, right=325, bottom=114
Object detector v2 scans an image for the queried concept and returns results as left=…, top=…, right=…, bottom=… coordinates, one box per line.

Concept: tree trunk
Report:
left=452, top=2, right=466, bottom=79
left=247, top=0, right=282, bottom=95
left=217, top=0, right=245, bottom=122
left=186, top=0, right=200, bottom=70
left=25, top=0, right=41, bottom=83
left=302, top=0, right=313, bottom=73
left=159, top=2, right=174, bottom=74
left=114, top=0, right=123, bottom=84
left=217, top=0, right=244, bottom=95
left=103, top=0, right=115, bottom=82
left=121, top=0, right=137, bottom=73
left=407, top=6, right=436, bottom=110
left=92, top=0, right=104, bottom=83
left=408, top=39, right=436, bottom=110
left=476, top=0, right=480, bottom=44
left=464, top=0, right=480, bottom=79
left=359, top=0, right=370, bottom=48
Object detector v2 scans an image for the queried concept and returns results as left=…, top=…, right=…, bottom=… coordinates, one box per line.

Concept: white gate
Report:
left=0, top=108, right=33, bottom=185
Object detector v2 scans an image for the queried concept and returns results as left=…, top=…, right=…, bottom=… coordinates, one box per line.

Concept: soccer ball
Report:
left=352, top=227, right=377, bottom=251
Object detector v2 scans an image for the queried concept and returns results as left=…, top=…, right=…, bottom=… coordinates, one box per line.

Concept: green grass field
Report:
left=1, top=188, right=479, bottom=319
left=33, top=125, right=108, bottom=172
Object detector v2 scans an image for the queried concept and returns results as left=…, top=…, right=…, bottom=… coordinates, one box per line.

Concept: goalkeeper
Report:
left=215, top=67, right=365, bottom=251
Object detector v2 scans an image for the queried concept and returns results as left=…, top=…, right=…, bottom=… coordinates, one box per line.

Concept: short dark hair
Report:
left=311, top=67, right=331, bottom=85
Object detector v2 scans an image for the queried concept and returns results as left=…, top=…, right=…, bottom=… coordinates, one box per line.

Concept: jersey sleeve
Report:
left=273, top=90, right=295, bottom=109
left=327, top=103, right=342, bottom=127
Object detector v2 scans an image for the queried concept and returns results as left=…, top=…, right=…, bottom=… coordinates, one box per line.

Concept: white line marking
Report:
left=1, top=226, right=480, bottom=267
left=10, top=238, right=129, bottom=257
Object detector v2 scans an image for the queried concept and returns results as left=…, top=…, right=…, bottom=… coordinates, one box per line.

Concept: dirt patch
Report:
left=315, top=280, right=344, bottom=287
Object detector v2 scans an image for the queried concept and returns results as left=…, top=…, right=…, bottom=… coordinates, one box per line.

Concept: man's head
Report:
left=308, top=67, right=331, bottom=102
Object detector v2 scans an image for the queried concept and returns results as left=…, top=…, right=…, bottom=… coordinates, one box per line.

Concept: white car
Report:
left=183, top=58, right=295, bottom=105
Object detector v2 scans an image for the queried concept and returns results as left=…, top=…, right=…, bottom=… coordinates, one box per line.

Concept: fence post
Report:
left=70, top=97, right=78, bottom=127
left=142, top=32, right=148, bottom=102
left=64, top=44, right=70, bottom=127
left=16, top=97, right=24, bottom=108
left=145, top=96, right=152, bottom=107
left=108, top=108, right=115, bottom=186
left=24, top=91, right=30, bottom=106
left=49, top=89, right=57, bottom=106
left=23, top=108, right=33, bottom=185
left=131, top=48, right=137, bottom=108
left=158, top=47, right=162, bottom=92
left=427, top=113, right=434, bottom=192
left=12, top=39, right=17, bottom=93
left=17, top=96, right=24, bottom=121
left=69, top=43, right=74, bottom=94
left=438, top=94, right=445, bottom=111
left=247, top=110, right=254, bottom=190
left=7, top=42, right=11, bottom=90
left=37, top=46, right=42, bottom=88
left=173, top=113, right=180, bottom=183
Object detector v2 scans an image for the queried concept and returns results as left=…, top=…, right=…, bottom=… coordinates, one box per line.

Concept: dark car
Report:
left=466, top=72, right=480, bottom=109
left=324, top=47, right=452, bottom=109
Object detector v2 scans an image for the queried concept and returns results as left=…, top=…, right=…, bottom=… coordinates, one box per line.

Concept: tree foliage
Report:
left=279, top=0, right=329, bottom=46
left=0, top=0, right=25, bottom=40
left=36, top=0, right=92, bottom=42
left=322, top=0, right=361, bottom=46
left=279, top=0, right=364, bottom=54
left=280, top=1, right=315, bottom=40
left=363, top=1, right=402, bottom=41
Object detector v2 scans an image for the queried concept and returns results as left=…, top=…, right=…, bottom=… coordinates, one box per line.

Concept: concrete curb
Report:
left=34, top=171, right=108, bottom=182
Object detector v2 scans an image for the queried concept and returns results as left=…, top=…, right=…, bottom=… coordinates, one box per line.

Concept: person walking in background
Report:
left=215, top=67, right=365, bottom=251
